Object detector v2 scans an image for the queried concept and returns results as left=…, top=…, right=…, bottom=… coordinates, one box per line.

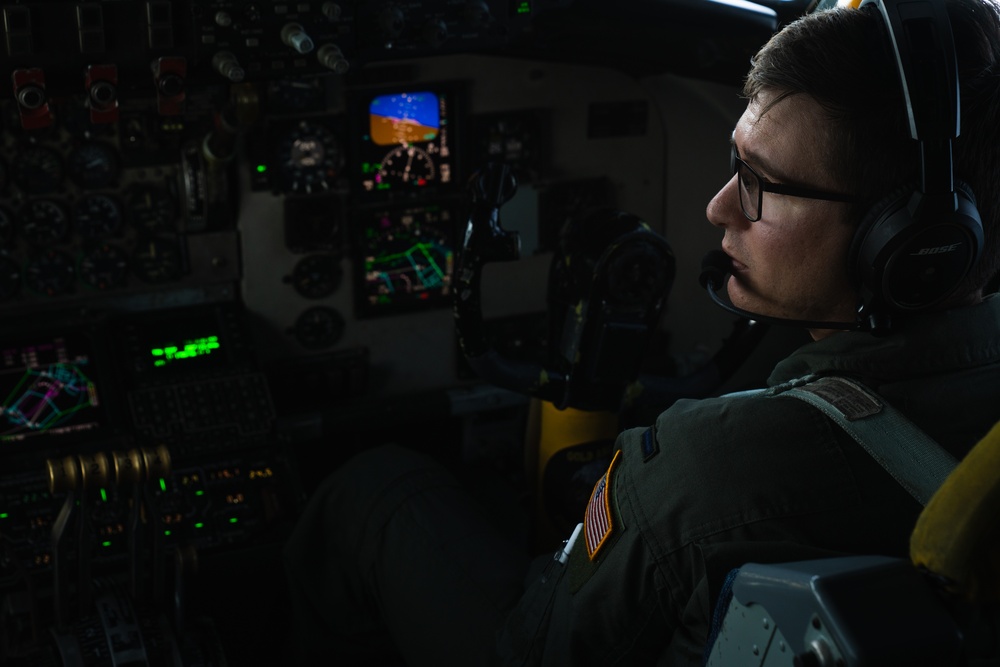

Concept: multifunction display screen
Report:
left=0, top=334, right=103, bottom=443
left=356, top=203, right=455, bottom=317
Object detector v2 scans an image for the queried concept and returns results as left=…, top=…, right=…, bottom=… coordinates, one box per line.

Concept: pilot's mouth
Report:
left=724, top=251, right=748, bottom=273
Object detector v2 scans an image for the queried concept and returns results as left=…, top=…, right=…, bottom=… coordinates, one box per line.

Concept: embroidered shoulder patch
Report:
left=584, top=449, right=621, bottom=561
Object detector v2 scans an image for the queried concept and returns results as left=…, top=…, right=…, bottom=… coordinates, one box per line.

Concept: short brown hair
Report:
left=744, top=0, right=1000, bottom=296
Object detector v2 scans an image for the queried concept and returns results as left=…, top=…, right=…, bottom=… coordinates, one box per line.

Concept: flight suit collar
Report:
left=767, top=294, right=1000, bottom=385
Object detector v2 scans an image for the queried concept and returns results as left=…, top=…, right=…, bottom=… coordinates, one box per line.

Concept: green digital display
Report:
left=150, top=335, right=220, bottom=367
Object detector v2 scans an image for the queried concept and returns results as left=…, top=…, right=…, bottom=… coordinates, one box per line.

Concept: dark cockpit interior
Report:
left=0, top=0, right=894, bottom=664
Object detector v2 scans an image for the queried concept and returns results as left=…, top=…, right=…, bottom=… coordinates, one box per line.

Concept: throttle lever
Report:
left=112, top=449, right=145, bottom=602
left=47, top=455, right=80, bottom=632
left=74, top=452, right=110, bottom=618
left=142, top=446, right=172, bottom=606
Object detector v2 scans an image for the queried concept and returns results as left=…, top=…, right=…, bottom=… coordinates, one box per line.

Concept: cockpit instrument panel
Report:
left=355, top=202, right=456, bottom=317
left=355, top=86, right=460, bottom=197
left=0, top=332, right=104, bottom=446
left=271, top=118, right=345, bottom=195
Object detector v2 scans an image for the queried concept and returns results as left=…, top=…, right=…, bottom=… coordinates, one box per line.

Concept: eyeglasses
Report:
left=731, top=144, right=856, bottom=222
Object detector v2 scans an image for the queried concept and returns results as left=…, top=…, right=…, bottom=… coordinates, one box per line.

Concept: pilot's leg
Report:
left=283, top=443, right=531, bottom=666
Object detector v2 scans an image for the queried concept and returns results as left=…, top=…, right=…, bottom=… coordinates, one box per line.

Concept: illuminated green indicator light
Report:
left=0, top=513, right=8, bottom=519
left=100, top=488, right=108, bottom=502
left=516, top=1, right=531, bottom=14
left=164, top=530, right=172, bottom=537
left=151, top=335, right=221, bottom=368
left=195, top=490, right=205, bottom=497
left=195, top=522, right=205, bottom=529
left=229, top=517, right=239, bottom=524
left=159, top=478, right=167, bottom=492
left=102, top=541, right=112, bottom=548
left=257, top=164, right=268, bottom=173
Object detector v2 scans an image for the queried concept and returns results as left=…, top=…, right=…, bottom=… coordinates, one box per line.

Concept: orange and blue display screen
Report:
left=369, top=92, right=440, bottom=146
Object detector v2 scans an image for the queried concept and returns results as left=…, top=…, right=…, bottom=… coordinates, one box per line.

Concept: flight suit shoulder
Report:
left=617, top=391, right=862, bottom=553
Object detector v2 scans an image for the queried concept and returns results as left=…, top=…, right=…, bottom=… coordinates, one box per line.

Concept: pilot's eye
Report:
left=738, top=162, right=759, bottom=199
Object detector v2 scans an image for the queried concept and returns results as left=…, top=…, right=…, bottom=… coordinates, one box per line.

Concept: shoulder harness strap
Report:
left=737, top=375, right=957, bottom=506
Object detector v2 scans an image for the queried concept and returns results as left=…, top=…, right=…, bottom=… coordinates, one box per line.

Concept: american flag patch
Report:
left=584, top=450, right=621, bottom=561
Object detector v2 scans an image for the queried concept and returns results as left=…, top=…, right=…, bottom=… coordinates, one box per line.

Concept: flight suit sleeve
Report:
left=493, top=390, right=865, bottom=666
left=494, top=426, right=684, bottom=666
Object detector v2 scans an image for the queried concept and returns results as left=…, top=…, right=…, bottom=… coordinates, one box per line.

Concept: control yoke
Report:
left=456, top=163, right=707, bottom=411
left=455, top=162, right=769, bottom=412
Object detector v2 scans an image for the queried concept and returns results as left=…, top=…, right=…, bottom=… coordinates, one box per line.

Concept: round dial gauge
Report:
left=377, top=145, right=436, bottom=187
left=125, top=184, right=177, bottom=233
left=132, top=238, right=183, bottom=283
left=12, top=145, right=64, bottom=195
left=79, top=243, right=128, bottom=290
left=276, top=121, right=342, bottom=194
left=292, top=306, right=345, bottom=349
left=74, top=194, right=123, bottom=239
left=24, top=250, right=75, bottom=296
left=20, top=199, right=69, bottom=245
left=67, top=142, right=120, bottom=189
left=290, top=254, right=342, bottom=299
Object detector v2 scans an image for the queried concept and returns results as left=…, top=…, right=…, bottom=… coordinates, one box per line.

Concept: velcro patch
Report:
left=797, top=376, right=882, bottom=421
left=641, top=427, right=659, bottom=461
left=584, top=449, right=621, bottom=561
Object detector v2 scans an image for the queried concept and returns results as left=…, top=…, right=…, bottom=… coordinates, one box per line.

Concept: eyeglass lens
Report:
left=731, top=146, right=760, bottom=220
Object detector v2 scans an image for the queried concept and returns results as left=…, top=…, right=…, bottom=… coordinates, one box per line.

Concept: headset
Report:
left=850, top=0, right=983, bottom=329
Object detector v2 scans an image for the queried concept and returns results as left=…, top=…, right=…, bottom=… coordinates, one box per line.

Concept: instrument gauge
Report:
left=74, top=194, right=123, bottom=239
left=20, top=199, right=69, bottom=245
left=79, top=243, right=128, bottom=290
left=12, top=145, right=64, bottom=195
left=125, top=184, right=177, bottom=233
left=378, top=145, right=435, bottom=187
left=290, top=254, right=342, bottom=299
left=292, top=306, right=345, bottom=349
left=275, top=120, right=342, bottom=194
left=132, top=238, right=183, bottom=283
left=24, top=250, right=75, bottom=296
left=67, top=142, right=120, bottom=189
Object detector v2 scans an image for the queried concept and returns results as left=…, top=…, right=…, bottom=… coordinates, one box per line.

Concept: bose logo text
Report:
left=911, top=243, right=962, bottom=256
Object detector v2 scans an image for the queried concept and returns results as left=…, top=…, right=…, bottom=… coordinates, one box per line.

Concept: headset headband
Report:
left=860, top=0, right=960, bottom=196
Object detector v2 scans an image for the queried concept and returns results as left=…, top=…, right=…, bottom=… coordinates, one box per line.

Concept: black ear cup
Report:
left=849, top=179, right=982, bottom=312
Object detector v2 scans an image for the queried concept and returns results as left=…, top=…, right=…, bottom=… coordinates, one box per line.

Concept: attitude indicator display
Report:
left=355, top=86, right=460, bottom=196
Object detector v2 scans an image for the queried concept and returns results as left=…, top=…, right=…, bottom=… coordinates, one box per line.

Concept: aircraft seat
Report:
left=703, top=418, right=1000, bottom=666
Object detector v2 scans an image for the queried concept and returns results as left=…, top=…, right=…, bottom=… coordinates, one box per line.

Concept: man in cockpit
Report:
left=282, top=0, right=1000, bottom=663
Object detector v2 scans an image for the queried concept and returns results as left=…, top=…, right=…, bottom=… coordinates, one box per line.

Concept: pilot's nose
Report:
left=706, top=174, right=746, bottom=231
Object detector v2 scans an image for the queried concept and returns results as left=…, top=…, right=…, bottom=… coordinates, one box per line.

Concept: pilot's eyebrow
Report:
left=730, top=131, right=795, bottom=184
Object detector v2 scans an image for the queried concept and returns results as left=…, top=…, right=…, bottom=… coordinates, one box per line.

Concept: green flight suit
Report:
left=284, top=295, right=1000, bottom=666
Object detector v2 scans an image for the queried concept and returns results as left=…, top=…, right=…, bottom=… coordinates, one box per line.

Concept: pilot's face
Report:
left=706, top=90, right=858, bottom=339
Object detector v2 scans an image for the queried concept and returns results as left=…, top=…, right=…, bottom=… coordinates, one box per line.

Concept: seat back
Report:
left=704, top=418, right=1000, bottom=666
